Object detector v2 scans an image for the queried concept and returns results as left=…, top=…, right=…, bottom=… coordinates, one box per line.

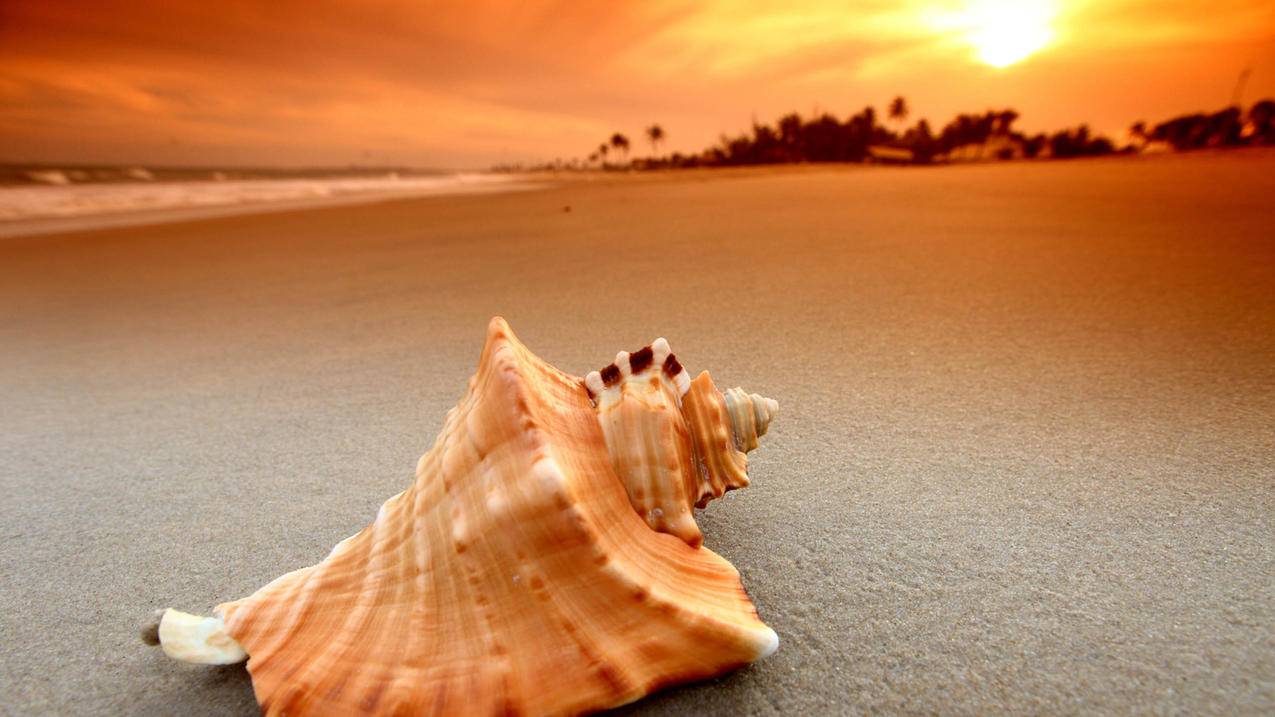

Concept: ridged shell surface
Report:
left=215, top=318, right=776, bottom=716
left=586, top=342, right=778, bottom=546
left=683, top=371, right=750, bottom=506
left=588, top=340, right=703, bottom=545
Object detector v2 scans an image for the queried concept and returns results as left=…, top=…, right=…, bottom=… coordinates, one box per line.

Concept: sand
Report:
left=1, top=151, right=1272, bottom=715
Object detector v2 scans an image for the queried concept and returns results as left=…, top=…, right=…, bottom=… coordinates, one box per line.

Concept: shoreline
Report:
left=0, top=176, right=549, bottom=240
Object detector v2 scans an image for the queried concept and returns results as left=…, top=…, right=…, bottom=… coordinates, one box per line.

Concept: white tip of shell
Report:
left=755, top=626, right=780, bottom=659
left=757, top=397, right=779, bottom=435
left=674, top=369, right=691, bottom=397
left=651, top=338, right=671, bottom=364
left=615, top=351, right=631, bottom=376
left=584, top=371, right=604, bottom=397
left=157, top=609, right=247, bottom=665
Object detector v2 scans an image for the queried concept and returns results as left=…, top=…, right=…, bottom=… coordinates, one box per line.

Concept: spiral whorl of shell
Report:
left=204, top=319, right=777, bottom=716
left=585, top=339, right=779, bottom=547
left=723, top=387, right=779, bottom=452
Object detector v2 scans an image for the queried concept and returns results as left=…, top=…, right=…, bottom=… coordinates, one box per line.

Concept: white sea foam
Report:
left=0, top=172, right=533, bottom=225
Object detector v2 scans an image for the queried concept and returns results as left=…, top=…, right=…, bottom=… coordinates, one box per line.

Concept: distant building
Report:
left=866, top=145, right=915, bottom=164
left=25, top=169, right=71, bottom=185
left=939, top=133, right=1025, bottom=162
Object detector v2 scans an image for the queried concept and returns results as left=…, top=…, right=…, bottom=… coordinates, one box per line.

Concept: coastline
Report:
left=0, top=174, right=548, bottom=239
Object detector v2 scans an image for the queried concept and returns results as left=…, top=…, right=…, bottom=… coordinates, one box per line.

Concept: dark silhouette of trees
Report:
left=1136, top=101, right=1275, bottom=150
left=930, top=109, right=1024, bottom=157
left=566, top=97, right=1274, bottom=172
left=646, top=125, right=665, bottom=155
left=609, top=133, right=630, bottom=163
left=1129, top=121, right=1147, bottom=144
left=996, top=110, right=1019, bottom=134
left=1150, top=107, right=1244, bottom=150
left=889, top=96, right=908, bottom=128
left=903, top=118, right=936, bottom=162
left=654, top=106, right=1031, bottom=167
left=777, top=113, right=803, bottom=159
left=1022, top=134, right=1048, bottom=158
left=705, top=107, right=889, bottom=165
left=1047, top=125, right=1114, bottom=158
left=1249, top=100, right=1275, bottom=143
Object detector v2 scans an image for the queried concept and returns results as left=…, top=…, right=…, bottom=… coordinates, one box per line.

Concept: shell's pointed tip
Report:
left=756, top=626, right=780, bottom=659
left=651, top=337, right=671, bottom=364
left=722, top=387, right=779, bottom=452
left=584, top=371, right=604, bottom=398
left=757, top=394, right=779, bottom=430
left=486, top=316, right=513, bottom=338
left=156, top=609, right=247, bottom=665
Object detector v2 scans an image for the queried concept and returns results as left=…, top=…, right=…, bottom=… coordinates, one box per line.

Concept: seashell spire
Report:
left=151, top=318, right=778, bottom=716
left=724, top=386, right=780, bottom=453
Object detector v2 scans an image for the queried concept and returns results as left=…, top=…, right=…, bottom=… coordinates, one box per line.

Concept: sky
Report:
left=1, top=0, right=1273, bottom=168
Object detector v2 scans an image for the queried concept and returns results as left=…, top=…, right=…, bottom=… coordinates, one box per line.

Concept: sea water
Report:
left=0, top=171, right=529, bottom=224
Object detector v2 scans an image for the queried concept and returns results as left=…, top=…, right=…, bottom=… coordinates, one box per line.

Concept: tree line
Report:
left=1132, top=101, right=1275, bottom=152
left=507, top=97, right=1275, bottom=172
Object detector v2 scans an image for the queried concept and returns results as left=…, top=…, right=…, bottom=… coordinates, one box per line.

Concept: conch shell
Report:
left=149, top=318, right=779, bottom=716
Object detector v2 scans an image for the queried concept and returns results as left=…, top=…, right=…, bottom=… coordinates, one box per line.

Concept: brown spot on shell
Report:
left=662, top=355, right=683, bottom=380
left=589, top=341, right=683, bottom=397
left=629, top=346, right=654, bottom=374
left=600, top=364, right=621, bottom=386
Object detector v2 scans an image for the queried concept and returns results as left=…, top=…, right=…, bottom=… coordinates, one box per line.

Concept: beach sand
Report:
left=1, top=151, right=1273, bottom=714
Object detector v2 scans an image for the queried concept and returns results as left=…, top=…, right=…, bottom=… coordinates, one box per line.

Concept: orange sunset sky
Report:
left=2, top=0, right=1273, bottom=168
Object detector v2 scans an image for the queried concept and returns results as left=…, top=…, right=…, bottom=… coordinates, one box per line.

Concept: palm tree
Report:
left=597, top=143, right=609, bottom=166
left=996, top=109, right=1019, bottom=135
left=1128, top=121, right=1147, bottom=147
left=888, top=96, right=909, bottom=130
left=646, top=124, right=665, bottom=156
left=609, top=133, right=630, bottom=163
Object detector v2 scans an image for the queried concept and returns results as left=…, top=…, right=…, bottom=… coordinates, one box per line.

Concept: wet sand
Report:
left=1, top=151, right=1273, bottom=714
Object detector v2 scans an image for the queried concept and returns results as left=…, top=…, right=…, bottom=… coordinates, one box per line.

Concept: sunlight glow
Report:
left=962, top=0, right=1056, bottom=68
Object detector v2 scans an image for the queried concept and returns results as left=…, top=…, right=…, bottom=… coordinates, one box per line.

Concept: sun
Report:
left=962, top=0, right=1056, bottom=68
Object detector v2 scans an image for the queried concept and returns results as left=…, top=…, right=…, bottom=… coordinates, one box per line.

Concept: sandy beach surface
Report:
left=2, top=151, right=1273, bottom=715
